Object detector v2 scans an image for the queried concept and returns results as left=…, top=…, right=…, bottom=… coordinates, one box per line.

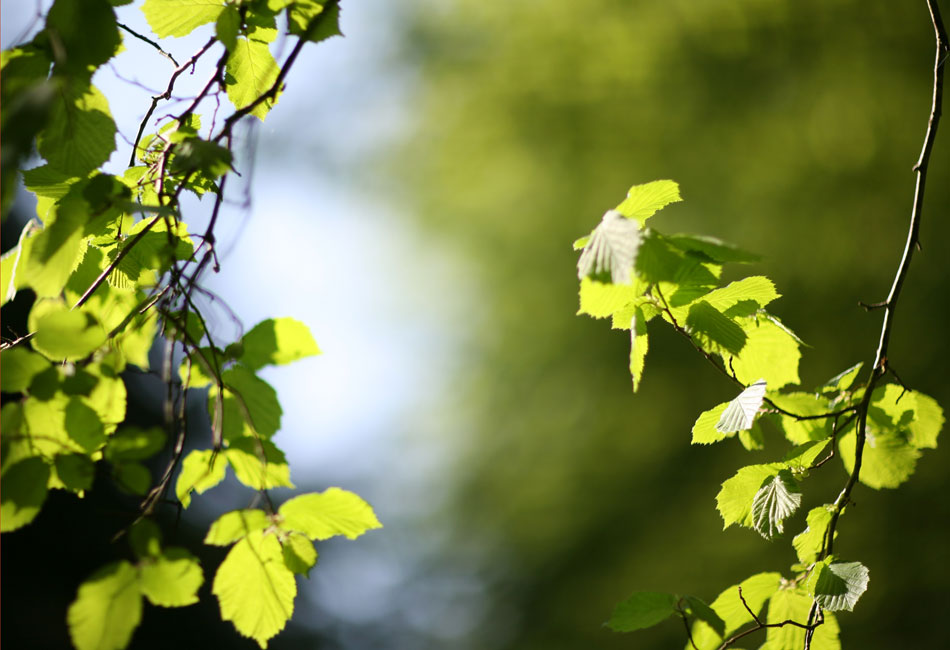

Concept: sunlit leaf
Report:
left=176, top=449, right=228, bottom=508
left=139, top=548, right=204, bottom=607
left=750, top=470, right=801, bottom=539
left=761, top=587, right=840, bottom=650
left=807, top=560, right=869, bottom=612
left=226, top=37, right=280, bottom=121
left=0, top=457, right=50, bottom=532
left=142, top=0, right=225, bottom=38
left=716, top=379, right=766, bottom=433
left=280, top=531, right=317, bottom=576
left=278, top=487, right=382, bottom=541
left=614, top=180, right=682, bottom=225
left=205, top=509, right=271, bottom=546
left=225, top=437, right=293, bottom=490
left=606, top=591, right=677, bottom=632
left=716, top=463, right=783, bottom=530
left=67, top=561, right=143, bottom=650
left=793, top=505, right=835, bottom=565
left=239, top=317, right=321, bottom=370
left=213, top=530, right=295, bottom=648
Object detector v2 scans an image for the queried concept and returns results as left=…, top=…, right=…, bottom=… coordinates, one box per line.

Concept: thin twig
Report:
left=117, top=22, right=180, bottom=66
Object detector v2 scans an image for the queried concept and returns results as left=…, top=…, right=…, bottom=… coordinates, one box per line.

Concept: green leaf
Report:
left=46, top=0, right=121, bottom=75
left=685, top=301, right=746, bottom=355
left=142, top=0, right=225, bottom=38
left=0, top=347, right=51, bottom=392
left=0, top=457, right=50, bottom=532
left=216, top=4, right=240, bottom=50
left=129, top=519, right=163, bottom=559
left=226, top=37, right=280, bottom=121
left=761, top=587, right=840, bottom=650
left=577, top=277, right=640, bottom=319
left=700, top=276, right=779, bottom=315
left=239, top=317, right=321, bottom=370
left=54, top=453, right=95, bottom=492
left=288, top=0, right=342, bottom=43
left=213, top=530, right=296, bottom=648
left=750, top=470, right=802, bottom=539
left=576, top=210, right=641, bottom=284
left=820, top=362, right=863, bottom=394
left=32, top=308, right=106, bottom=361
left=665, top=233, right=760, bottom=264
left=782, top=439, right=830, bottom=473
left=767, top=392, right=834, bottom=444
left=793, top=505, right=835, bottom=565
left=870, top=384, right=944, bottom=450
left=67, top=561, right=143, bottom=650
left=113, top=462, right=151, bottom=495
left=225, top=437, right=293, bottom=490
left=139, top=548, right=204, bottom=607
left=629, top=308, right=648, bottom=392
left=709, top=573, right=781, bottom=639
left=716, top=463, right=783, bottom=530
left=222, top=365, right=282, bottom=437
left=105, top=426, right=166, bottom=461
left=717, top=379, right=767, bottom=433
left=726, top=316, right=801, bottom=390
left=807, top=560, right=869, bottom=612
left=838, top=425, right=919, bottom=489
left=281, top=531, right=318, bottom=576
left=176, top=449, right=228, bottom=508
left=20, top=198, right=88, bottom=298
left=278, top=487, right=382, bottom=541
left=681, top=595, right=725, bottom=637
left=692, top=402, right=731, bottom=445
left=38, top=79, right=116, bottom=177
left=606, top=591, right=677, bottom=632
left=205, top=509, right=272, bottom=546
left=169, top=137, right=233, bottom=178
left=614, top=180, right=682, bottom=226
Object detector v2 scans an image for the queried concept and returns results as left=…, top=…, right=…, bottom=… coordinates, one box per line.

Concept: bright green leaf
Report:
left=176, top=449, right=228, bottom=508
left=139, top=548, right=204, bottom=607
left=205, top=509, right=271, bottom=546
left=213, top=530, right=295, bottom=648
left=665, top=233, right=760, bottom=264
left=225, top=437, right=293, bottom=490
left=226, top=37, right=280, bottom=121
left=768, top=393, right=833, bottom=444
left=216, top=4, right=240, bottom=50
left=717, top=379, right=767, bottom=433
left=288, top=0, right=342, bottom=43
left=614, top=180, right=682, bottom=225
left=685, top=301, right=746, bottom=355
left=0, top=347, right=51, bottom=392
left=239, top=317, right=321, bottom=370
left=838, top=426, right=919, bottom=489
left=793, top=505, right=835, bottom=565
left=681, top=595, right=725, bottom=637
left=281, top=531, right=317, bottom=576
left=222, top=365, right=282, bottom=437
left=761, top=587, right=840, bottom=650
left=692, top=402, right=730, bottom=445
left=576, top=210, right=641, bottom=284
left=782, top=439, right=830, bottom=473
left=577, top=277, right=639, bottom=319
left=106, top=426, right=166, bottom=461
left=32, top=308, right=106, bottom=361
left=37, top=79, right=116, bottom=177
left=278, top=487, right=382, bottom=541
left=46, top=0, right=121, bottom=75
left=726, top=316, right=801, bottom=390
left=629, top=308, right=648, bottom=392
left=0, top=457, right=50, bottom=532
left=142, top=0, right=225, bottom=38
left=716, top=463, right=783, bottom=530
left=67, top=561, right=143, bottom=650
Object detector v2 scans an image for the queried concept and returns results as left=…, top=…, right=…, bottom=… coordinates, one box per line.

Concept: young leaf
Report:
left=716, top=380, right=767, bottom=433
left=768, top=393, right=833, bottom=444
left=138, top=548, right=204, bottom=607
left=222, top=365, right=283, bottom=437
left=782, top=439, right=830, bottom=473
left=577, top=277, right=639, bottom=319
left=288, top=0, right=342, bottom=43
left=870, top=384, right=944, bottom=450
left=576, top=210, right=641, bottom=284
left=176, top=449, right=228, bottom=508
left=0, top=457, right=50, bottom=532
left=807, top=560, right=870, bottom=612
left=716, top=463, right=783, bottom=530
left=750, top=471, right=802, bottom=539
left=614, top=179, right=682, bottom=225
left=278, top=487, right=382, bottom=541
left=213, top=530, right=296, bottom=648
left=37, top=80, right=116, bottom=177
left=238, top=317, right=321, bottom=370
left=32, top=308, right=106, bottom=361
left=205, top=509, right=271, bottom=546
left=606, top=591, right=677, bottom=632
left=692, top=402, right=731, bottom=444
left=820, top=362, right=863, bottom=394
left=67, top=561, right=143, bottom=650
left=706, top=572, right=781, bottom=640
left=280, top=531, right=318, bottom=576
left=665, top=233, right=760, bottom=264
left=793, top=505, right=835, bottom=565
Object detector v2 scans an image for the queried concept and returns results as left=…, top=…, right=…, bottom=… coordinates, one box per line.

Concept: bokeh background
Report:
left=2, top=1, right=949, bottom=648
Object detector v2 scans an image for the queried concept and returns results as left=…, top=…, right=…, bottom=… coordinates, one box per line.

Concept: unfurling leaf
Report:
left=750, top=471, right=802, bottom=539
left=716, top=379, right=766, bottom=433
left=576, top=210, right=641, bottom=285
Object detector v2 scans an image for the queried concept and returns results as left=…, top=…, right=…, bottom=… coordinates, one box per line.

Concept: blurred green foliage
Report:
left=388, top=0, right=950, bottom=647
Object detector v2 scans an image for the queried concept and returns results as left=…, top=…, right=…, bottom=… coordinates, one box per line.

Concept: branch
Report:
left=117, top=21, right=179, bottom=67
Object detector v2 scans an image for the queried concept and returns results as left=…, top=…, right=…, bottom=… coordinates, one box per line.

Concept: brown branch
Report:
left=117, top=21, right=179, bottom=67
